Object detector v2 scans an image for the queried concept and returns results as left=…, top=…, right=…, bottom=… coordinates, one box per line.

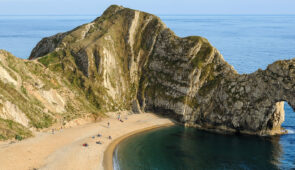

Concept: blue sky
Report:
left=0, top=0, right=295, bottom=15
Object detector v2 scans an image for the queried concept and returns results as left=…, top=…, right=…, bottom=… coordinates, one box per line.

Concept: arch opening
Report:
left=282, top=103, right=295, bottom=134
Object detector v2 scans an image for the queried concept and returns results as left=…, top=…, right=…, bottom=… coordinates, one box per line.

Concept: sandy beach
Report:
left=0, top=112, right=173, bottom=170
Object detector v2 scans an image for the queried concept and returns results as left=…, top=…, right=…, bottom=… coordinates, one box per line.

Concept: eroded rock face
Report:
left=185, top=60, right=294, bottom=135
left=28, top=5, right=295, bottom=135
left=30, top=33, right=66, bottom=59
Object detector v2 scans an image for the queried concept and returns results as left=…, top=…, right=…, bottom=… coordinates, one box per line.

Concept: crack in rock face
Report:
left=28, top=5, right=295, bottom=136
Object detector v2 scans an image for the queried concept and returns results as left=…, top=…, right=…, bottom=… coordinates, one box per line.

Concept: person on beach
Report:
left=117, top=113, right=120, bottom=120
left=108, top=136, right=112, bottom=140
left=107, top=122, right=110, bottom=128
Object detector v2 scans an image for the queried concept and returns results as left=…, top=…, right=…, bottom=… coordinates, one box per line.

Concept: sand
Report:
left=0, top=113, right=173, bottom=170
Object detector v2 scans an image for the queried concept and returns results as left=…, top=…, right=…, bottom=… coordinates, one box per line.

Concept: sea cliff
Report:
left=0, top=5, right=294, bottom=139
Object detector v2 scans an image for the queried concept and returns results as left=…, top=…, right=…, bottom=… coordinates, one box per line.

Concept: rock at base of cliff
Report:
left=132, top=100, right=142, bottom=114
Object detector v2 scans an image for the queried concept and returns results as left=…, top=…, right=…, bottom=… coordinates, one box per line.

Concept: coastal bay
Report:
left=0, top=113, right=173, bottom=170
left=0, top=5, right=294, bottom=170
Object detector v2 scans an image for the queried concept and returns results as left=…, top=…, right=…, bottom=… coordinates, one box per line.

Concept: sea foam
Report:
left=286, top=129, right=295, bottom=134
left=113, top=147, right=120, bottom=170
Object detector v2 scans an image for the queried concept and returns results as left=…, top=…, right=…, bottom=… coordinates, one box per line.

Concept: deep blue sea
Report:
left=0, top=15, right=294, bottom=169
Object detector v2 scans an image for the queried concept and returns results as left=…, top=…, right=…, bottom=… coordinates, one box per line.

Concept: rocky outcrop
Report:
left=30, top=33, right=66, bottom=60
left=7, top=5, right=294, bottom=136
left=183, top=60, right=295, bottom=135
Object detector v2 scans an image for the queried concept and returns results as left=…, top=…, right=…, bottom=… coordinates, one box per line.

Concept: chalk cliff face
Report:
left=0, top=5, right=293, bottom=139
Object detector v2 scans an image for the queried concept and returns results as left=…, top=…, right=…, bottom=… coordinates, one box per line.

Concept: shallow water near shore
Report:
left=114, top=125, right=294, bottom=170
left=114, top=106, right=295, bottom=170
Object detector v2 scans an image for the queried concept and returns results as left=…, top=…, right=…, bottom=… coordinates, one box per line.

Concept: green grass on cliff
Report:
left=0, top=118, right=32, bottom=141
left=38, top=52, right=59, bottom=67
left=190, top=37, right=214, bottom=69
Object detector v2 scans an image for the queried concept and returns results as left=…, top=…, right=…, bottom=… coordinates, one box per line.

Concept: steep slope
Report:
left=30, top=5, right=167, bottom=112
left=4, top=5, right=294, bottom=136
left=0, top=50, right=101, bottom=140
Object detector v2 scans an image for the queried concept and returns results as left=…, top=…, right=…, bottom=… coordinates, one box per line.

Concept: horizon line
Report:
left=0, top=14, right=295, bottom=16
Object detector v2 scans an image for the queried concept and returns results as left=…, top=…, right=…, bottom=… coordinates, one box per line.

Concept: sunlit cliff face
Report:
left=0, top=5, right=292, bottom=138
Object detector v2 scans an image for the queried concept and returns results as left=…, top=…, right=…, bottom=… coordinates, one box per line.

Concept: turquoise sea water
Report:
left=0, top=15, right=294, bottom=169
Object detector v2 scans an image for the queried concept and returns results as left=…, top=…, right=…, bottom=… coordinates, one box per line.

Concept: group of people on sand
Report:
left=82, top=133, right=112, bottom=147
left=82, top=120, right=115, bottom=147
left=51, top=126, right=63, bottom=134
left=50, top=113, right=128, bottom=147
left=81, top=112, right=128, bottom=147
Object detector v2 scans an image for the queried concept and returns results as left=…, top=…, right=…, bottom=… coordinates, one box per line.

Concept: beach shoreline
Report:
left=0, top=112, right=173, bottom=170
left=103, top=122, right=175, bottom=170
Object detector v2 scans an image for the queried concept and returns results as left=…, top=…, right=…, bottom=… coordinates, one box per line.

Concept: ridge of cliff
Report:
left=29, top=5, right=295, bottom=135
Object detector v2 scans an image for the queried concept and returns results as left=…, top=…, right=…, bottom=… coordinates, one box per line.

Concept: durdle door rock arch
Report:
left=29, top=5, right=295, bottom=135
